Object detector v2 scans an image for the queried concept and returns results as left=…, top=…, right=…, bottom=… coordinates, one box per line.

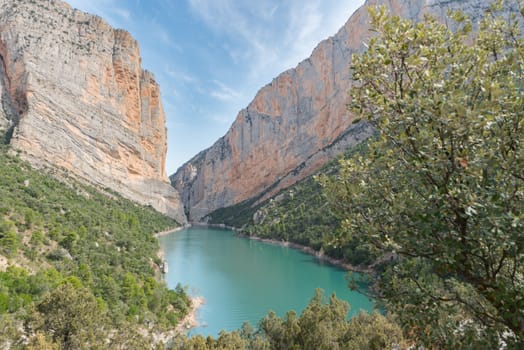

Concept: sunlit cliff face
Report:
left=0, top=0, right=186, bottom=223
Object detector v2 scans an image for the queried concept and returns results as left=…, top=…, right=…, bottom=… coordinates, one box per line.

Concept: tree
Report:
left=26, top=283, right=108, bottom=350
left=24, top=332, right=60, bottom=350
left=0, top=219, right=19, bottom=257
left=259, top=289, right=403, bottom=350
left=174, top=290, right=403, bottom=350
left=107, top=325, right=153, bottom=350
left=0, top=314, right=23, bottom=349
left=319, top=2, right=523, bottom=347
left=343, top=311, right=405, bottom=350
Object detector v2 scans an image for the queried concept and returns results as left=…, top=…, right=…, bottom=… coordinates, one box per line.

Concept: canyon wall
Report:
left=171, top=0, right=496, bottom=221
left=0, top=0, right=186, bottom=223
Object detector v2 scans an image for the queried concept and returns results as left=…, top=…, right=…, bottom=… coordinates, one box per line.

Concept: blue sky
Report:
left=66, top=0, right=365, bottom=174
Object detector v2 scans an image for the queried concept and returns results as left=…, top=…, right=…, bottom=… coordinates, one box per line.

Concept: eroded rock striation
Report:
left=0, top=0, right=186, bottom=224
left=171, top=0, right=497, bottom=221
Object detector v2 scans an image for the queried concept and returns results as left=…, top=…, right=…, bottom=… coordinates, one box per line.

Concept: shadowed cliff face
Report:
left=171, top=0, right=495, bottom=222
left=0, top=0, right=186, bottom=224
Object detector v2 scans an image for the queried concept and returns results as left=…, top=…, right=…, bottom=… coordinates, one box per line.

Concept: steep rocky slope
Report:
left=0, top=0, right=186, bottom=223
left=172, top=0, right=494, bottom=221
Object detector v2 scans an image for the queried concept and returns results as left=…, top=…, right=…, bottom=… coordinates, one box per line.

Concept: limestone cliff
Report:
left=0, top=0, right=186, bottom=224
left=171, top=0, right=497, bottom=221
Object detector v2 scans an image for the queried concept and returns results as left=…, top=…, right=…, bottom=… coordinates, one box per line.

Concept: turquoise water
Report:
left=158, top=227, right=374, bottom=336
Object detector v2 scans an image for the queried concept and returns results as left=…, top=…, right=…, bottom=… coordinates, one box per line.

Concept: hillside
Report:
left=0, top=147, right=190, bottom=348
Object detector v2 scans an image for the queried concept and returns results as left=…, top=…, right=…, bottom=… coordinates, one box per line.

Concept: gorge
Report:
left=0, top=0, right=503, bottom=227
left=1, top=0, right=522, bottom=348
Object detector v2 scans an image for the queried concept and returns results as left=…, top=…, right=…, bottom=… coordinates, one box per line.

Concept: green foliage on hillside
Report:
left=206, top=196, right=260, bottom=228
left=173, top=289, right=405, bottom=350
left=243, top=145, right=378, bottom=267
left=320, top=4, right=524, bottom=348
left=0, top=147, right=190, bottom=348
left=244, top=175, right=337, bottom=250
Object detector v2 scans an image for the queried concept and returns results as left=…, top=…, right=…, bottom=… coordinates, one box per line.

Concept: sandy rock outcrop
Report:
left=0, top=0, right=186, bottom=224
left=171, top=0, right=498, bottom=221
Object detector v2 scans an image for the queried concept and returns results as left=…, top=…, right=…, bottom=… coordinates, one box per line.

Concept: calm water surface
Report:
left=158, top=227, right=374, bottom=336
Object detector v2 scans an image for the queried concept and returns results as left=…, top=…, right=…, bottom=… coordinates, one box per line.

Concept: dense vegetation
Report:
left=0, top=146, right=190, bottom=349
left=173, top=289, right=404, bottom=350
left=320, top=4, right=523, bottom=348
left=206, top=196, right=261, bottom=229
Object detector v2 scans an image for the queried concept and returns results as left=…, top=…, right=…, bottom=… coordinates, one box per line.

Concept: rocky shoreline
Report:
left=153, top=224, right=191, bottom=238
left=236, top=233, right=374, bottom=274
left=153, top=225, right=205, bottom=335
left=175, top=296, right=205, bottom=334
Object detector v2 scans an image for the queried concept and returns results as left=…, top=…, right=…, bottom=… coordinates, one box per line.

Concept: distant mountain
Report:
left=0, top=0, right=186, bottom=224
left=171, top=0, right=495, bottom=222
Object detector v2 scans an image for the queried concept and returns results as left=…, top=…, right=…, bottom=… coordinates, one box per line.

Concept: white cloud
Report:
left=209, top=113, right=235, bottom=124
left=186, top=0, right=364, bottom=85
left=150, top=20, right=184, bottom=51
left=165, top=66, right=198, bottom=83
left=113, top=7, right=131, bottom=21
left=209, top=80, right=241, bottom=101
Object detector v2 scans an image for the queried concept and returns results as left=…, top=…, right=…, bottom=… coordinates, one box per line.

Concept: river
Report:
left=158, top=226, right=374, bottom=336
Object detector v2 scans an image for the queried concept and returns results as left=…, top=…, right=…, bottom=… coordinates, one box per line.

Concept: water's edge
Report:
left=189, top=222, right=374, bottom=274
left=154, top=224, right=202, bottom=334
left=155, top=224, right=375, bottom=335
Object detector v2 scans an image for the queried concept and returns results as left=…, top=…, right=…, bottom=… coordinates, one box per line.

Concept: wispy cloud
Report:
left=209, top=112, right=236, bottom=124
left=209, top=80, right=241, bottom=101
left=165, top=66, right=198, bottom=83
left=150, top=20, right=184, bottom=51
left=186, top=0, right=276, bottom=63
left=186, top=0, right=363, bottom=85
left=112, top=7, right=131, bottom=21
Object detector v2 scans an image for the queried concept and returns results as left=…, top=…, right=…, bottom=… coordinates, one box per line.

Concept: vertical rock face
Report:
left=0, top=0, right=186, bottom=224
left=171, top=0, right=495, bottom=221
